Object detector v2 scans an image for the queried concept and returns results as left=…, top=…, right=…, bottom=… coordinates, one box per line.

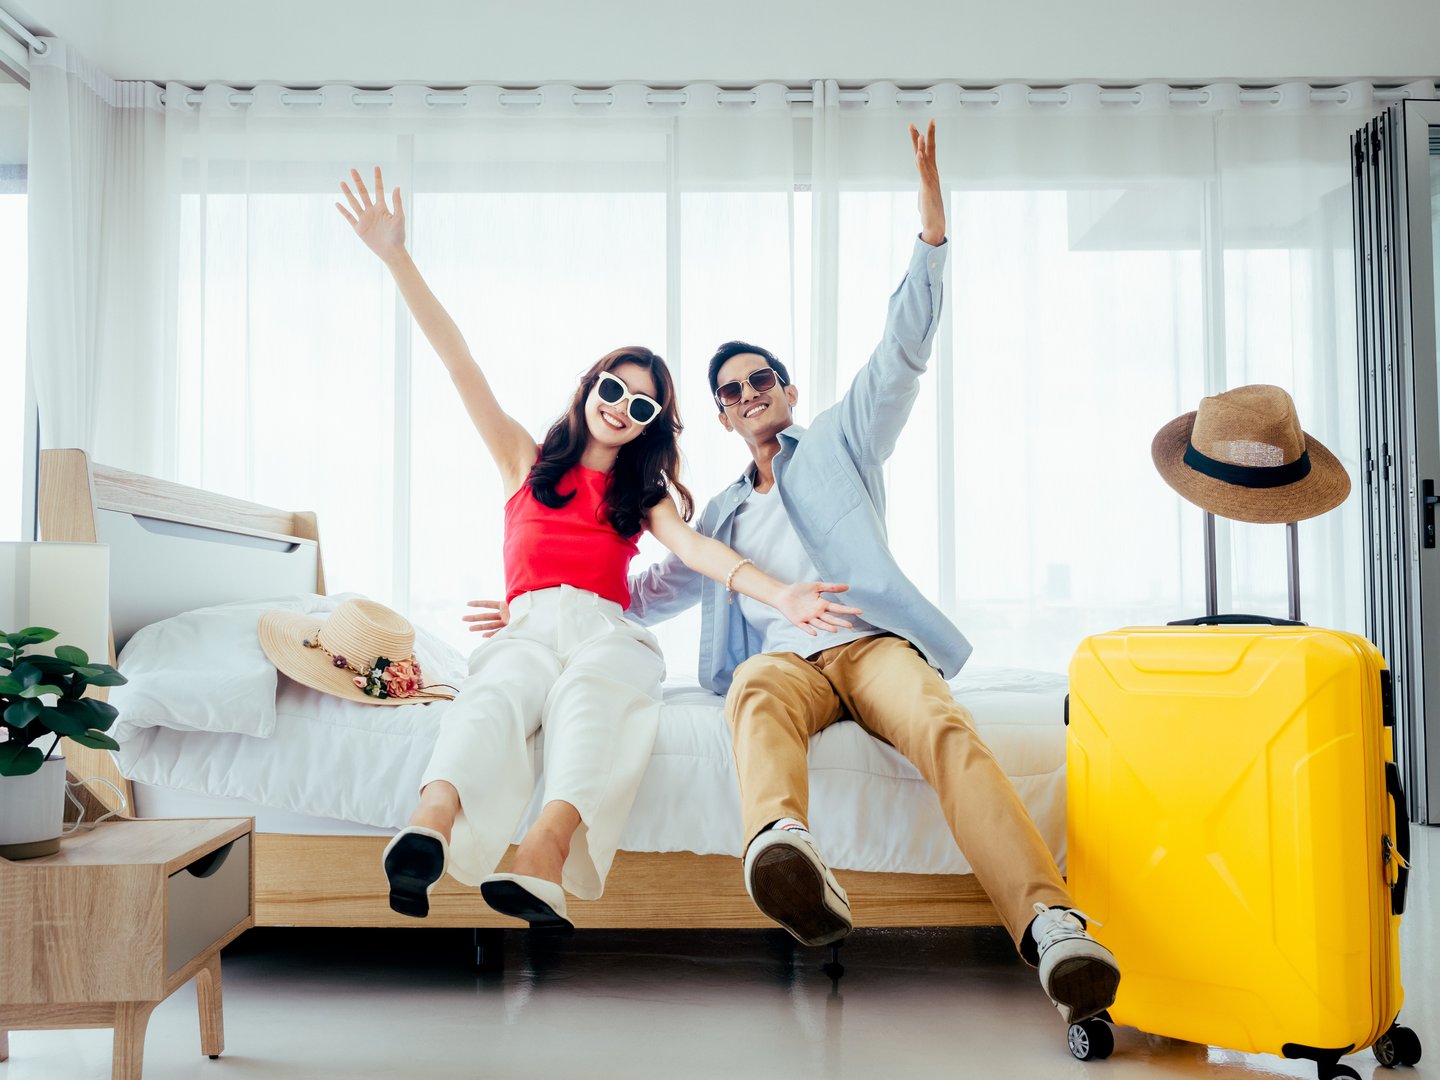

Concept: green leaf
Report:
left=0, top=675, right=22, bottom=695
left=18, top=683, right=65, bottom=699
left=53, top=645, right=89, bottom=665
left=10, top=662, right=41, bottom=686
left=80, top=670, right=127, bottom=687
left=72, top=698, right=119, bottom=729
left=0, top=741, right=45, bottom=776
left=36, top=704, right=88, bottom=738
left=68, top=729, right=121, bottom=752
left=23, top=656, right=76, bottom=674
left=3, top=698, right=43, bottom=726
left=8, top=627, right=58, bottom=647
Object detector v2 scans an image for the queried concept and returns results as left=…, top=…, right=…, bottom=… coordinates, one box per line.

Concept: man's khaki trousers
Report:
left=725, top=633, right=1070, bottom=952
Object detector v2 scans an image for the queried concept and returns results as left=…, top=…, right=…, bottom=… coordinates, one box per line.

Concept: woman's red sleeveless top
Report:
left=503, top=462, right=639, bottom=609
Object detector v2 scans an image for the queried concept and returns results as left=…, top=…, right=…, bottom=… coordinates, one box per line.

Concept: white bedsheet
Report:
left=114, top=667, right=1068, bottom=876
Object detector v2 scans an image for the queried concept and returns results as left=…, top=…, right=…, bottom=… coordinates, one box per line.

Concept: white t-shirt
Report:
left=731, top=484, right=881, bottom=658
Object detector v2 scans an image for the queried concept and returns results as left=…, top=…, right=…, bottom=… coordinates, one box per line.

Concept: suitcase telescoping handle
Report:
left=1385, top=761, right=1411, bottom=916
left=1168, top=613, right=1304, bottom=627
left=1185, top=511, right=1303, bottom=623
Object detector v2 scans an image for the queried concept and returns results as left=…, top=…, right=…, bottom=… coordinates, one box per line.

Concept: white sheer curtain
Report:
left=27, top=40, right=166, bottom=472
left=27, top=63, right=1430, bottom=673
left=160, top=83, right=797, bottom=668
left=0, top=68, right=27, bottom=541
left=813, top=80, right=1429, bottom=669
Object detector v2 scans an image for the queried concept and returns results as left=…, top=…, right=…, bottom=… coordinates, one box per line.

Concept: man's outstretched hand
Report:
left=910, top=119, right=944, bottom=246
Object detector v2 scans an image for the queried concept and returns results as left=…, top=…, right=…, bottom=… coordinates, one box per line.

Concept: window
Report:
left=163, top=95, right=1365, bottom=676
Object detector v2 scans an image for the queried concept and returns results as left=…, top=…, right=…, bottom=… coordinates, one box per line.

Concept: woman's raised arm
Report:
left=338, top=166, right=537, bottom=494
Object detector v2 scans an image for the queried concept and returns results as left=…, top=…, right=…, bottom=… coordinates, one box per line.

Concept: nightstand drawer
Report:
left=166, top=833, right=251, bottom=975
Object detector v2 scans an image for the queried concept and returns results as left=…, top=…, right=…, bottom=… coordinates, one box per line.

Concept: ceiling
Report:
left=6, top=0, right=1440, bottom=88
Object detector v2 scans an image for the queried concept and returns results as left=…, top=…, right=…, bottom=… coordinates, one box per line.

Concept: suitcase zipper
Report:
left=1348, top=634, right=1397, bottom=1049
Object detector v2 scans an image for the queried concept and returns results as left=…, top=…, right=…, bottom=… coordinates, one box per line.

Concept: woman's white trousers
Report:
left=419, top=585, right=664, bottom=899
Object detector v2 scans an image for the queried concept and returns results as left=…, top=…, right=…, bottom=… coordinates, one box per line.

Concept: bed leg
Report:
left=821, top=942, right=845, bottom=984
left=473, top=928, right=505, bottom=973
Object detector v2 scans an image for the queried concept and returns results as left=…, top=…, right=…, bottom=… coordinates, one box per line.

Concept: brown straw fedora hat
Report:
left=258, top=598, right=455, bottom=706
left=1152, top=384, right=1350, bottom=525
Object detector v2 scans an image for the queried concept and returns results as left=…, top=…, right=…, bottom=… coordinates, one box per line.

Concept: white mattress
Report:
left=119, top=667, right=1069, bottom=876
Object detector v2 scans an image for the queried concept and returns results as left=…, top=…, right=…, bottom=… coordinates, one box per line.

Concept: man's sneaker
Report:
left=1030, top=903, right=1121, bottom=1024
left=743, top=821, right=852, bottom=947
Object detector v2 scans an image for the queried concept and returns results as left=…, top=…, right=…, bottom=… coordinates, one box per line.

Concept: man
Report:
left=475, top=120, right=1120, bottom=1025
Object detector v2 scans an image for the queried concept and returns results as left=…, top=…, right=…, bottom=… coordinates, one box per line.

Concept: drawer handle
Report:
left=184, top=839, right=236, bottom=879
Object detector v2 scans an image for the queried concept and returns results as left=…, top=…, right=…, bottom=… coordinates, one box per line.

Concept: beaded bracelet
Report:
left=725, top=557, right=754, bottom=604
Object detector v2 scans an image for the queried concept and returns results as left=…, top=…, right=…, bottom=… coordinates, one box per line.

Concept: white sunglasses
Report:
left=596, top=371, right=661, bottom=426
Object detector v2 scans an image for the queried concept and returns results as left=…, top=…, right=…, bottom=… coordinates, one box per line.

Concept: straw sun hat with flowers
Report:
left=259, top=598, right=455, bottom=706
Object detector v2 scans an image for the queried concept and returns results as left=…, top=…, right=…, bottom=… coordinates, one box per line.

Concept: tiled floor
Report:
left=5, top=828, right=1436, bottom=1080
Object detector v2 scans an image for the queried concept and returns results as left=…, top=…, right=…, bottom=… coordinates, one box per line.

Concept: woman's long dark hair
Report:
left=528, top=347, right=694, bottom=537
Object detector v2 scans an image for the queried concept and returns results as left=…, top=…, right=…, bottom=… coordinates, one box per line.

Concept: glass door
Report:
left=1352, top=98, right=1440, bottom=824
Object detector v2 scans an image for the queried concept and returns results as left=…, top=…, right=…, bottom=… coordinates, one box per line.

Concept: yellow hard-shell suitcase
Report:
left=1066, top=623, right=1418, bottom=1080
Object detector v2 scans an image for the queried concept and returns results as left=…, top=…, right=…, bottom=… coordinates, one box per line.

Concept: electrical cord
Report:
left=62, top=776, right=129, bottom=834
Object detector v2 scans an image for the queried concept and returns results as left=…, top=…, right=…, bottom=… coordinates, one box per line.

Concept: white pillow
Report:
left=109, top=593, right=467, bottom=742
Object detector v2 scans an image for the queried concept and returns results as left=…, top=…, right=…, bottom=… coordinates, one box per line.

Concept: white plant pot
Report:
left=0, top=753, right=67, bottom=859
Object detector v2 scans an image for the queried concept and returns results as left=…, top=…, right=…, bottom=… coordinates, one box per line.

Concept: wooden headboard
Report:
left=37, top=448, right=327, bottom=813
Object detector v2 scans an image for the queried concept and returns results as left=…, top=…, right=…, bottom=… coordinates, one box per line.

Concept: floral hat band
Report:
left=301, top=630, right=454, bottom=702
left=258, top=598, right=457, bottom=707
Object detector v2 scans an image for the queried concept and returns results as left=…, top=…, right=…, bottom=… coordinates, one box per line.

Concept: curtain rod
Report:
left=0, top=5, right=45, bottom=54
left=161, top=82, right=1430, bottom=110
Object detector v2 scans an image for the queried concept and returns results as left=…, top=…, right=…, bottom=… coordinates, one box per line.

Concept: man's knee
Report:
left=725, top=654, right=808, bottom=731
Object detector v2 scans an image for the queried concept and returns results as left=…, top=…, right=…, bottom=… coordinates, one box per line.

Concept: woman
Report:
left=337, top=168, right=859, bottom=925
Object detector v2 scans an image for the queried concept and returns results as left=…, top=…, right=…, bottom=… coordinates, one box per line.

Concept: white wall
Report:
left=9, top=0, right=1440, bottom=87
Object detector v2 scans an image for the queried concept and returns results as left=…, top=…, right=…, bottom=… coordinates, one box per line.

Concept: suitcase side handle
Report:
left=1167, top=613, right=1305, bottom=627
left=1385, top=761, right=1411, bottom=916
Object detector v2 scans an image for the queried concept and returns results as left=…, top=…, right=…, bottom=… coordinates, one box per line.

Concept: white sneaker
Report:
left=743, top=823, right=852, bottom=947
left=1030, top=903, right=1121, bottom=1024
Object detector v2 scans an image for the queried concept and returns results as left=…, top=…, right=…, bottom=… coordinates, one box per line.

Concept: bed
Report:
left=41, top=448, right=1069, bottom=932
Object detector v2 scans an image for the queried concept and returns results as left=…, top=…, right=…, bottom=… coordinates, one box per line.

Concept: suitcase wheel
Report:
left=1374, top=1023, right=1423, bottom=1068
left=1067, top=1019, right=1114, bottom=1061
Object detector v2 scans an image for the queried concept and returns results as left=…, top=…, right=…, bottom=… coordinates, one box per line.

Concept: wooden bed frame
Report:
left=40, top=448, right=1002, bottom=930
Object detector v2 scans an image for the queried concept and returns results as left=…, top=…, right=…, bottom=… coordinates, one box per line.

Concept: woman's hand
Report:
left=336, top=166, right=406, bottom=262
left=775, top=582, right=863, bottom=636
left=463, top=599, right=511, bottom=637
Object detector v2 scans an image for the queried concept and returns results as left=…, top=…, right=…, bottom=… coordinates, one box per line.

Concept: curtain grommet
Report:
left=498, top=90, right=545, bottom=108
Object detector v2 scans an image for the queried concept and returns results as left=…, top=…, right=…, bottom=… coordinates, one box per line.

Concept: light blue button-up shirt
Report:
left=626, top=236, right=971, bottom=695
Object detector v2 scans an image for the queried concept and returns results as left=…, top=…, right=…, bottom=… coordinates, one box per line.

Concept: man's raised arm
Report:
left=835, top=120, right=947, bottom=469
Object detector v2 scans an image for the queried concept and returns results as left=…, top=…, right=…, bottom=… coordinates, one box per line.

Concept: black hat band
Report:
left=1184, top=441, right=1312, bottom=489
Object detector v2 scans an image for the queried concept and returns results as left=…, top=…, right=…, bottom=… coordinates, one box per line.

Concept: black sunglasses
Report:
left=715, top=367, right=786, bottom=409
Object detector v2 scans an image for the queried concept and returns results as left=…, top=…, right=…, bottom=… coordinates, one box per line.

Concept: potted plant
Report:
left=0, top=626, right=127, bottom=859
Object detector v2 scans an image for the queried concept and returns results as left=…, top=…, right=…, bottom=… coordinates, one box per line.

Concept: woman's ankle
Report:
left=511, top=824, right=570, bottom=884
left=409, top=798, right=457, bottom=843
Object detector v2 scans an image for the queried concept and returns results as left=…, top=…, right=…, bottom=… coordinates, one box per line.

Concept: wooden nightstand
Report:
left=0, top=817, right=254, bottom=1080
